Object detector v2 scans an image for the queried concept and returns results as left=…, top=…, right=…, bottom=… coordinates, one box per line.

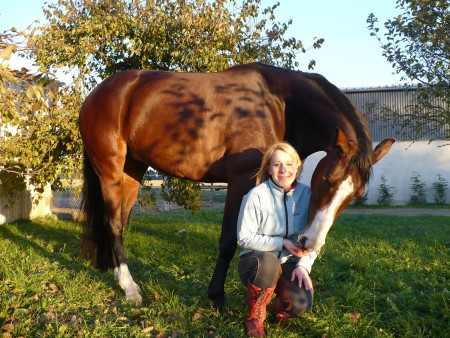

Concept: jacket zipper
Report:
left=283, top=190, right=289, bottom=237
left=278, top=190, right=289, bottom=258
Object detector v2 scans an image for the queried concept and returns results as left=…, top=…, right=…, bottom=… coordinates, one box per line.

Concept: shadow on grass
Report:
left=0, top=212, right=226, bottom=309
left=0, top=220, right=118, bottom=289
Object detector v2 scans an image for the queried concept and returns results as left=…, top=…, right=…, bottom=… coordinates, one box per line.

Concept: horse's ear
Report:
left=335, top=128, right=357, bottom=155
left=373, top=138, right=395, bottom=163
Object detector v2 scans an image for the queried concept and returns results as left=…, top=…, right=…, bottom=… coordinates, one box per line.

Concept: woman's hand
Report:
left=282, top=238, right=308, bottom=257
left=291, top=265, right=313, bottom=291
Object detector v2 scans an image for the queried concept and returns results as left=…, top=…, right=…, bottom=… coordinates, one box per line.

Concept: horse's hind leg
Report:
left=91, top=150, right=144, bottom=306
left=113, top=157, right=148, bottom=303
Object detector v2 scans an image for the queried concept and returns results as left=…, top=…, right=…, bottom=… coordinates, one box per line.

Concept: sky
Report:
left=0, top=0, right=407, bottom=89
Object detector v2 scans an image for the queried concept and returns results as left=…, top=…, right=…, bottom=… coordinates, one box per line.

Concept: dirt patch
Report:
left=53, top=206, right=450, bottom=221
left=343, top=208, right=450, bottom=216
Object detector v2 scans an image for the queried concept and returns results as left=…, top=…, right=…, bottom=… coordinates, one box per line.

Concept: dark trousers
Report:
left=238, top=251, right=313, bottom=315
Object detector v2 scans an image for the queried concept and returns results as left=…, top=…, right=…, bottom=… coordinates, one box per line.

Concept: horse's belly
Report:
left=130, top=138, right=228, bottom=182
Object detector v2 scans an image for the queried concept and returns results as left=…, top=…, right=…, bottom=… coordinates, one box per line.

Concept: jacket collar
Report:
left=268, top=177, right=297, bottom=196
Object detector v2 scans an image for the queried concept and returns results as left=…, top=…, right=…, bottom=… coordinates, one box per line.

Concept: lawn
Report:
left=0, top=209, right=448, bottom=337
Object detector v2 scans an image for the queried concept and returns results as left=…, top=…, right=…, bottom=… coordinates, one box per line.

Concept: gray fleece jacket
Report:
left=237, top=178, right=318, bottom=273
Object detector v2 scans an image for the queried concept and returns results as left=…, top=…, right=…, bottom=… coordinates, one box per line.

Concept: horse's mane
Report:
left=303, top=72, right=375, bottom=184
left=242, top=63, right=375, bottom=184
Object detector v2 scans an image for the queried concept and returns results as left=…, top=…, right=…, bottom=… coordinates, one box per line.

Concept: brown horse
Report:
left=79, top=62, right=394, bottom=309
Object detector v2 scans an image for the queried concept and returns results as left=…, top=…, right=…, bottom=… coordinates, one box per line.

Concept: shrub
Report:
left=377, top=175, right=394, bottom=206
left=432, top=174, right=448, bottom=204
left=409, top=171, right=427, bottom=205
left=353, top=191, right=369, bottom=206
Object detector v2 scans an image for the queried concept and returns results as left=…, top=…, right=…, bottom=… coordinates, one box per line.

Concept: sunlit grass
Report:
left=0, top=210, right=448, bottom=337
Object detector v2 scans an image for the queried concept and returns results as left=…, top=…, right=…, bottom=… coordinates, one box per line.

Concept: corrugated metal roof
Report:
left=343, top=87, right=448, bottom=141
left=342, top=85, right=418, bottom=93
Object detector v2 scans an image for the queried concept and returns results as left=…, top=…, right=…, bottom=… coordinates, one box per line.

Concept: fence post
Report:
left=210, top=183, right=214, bottom=207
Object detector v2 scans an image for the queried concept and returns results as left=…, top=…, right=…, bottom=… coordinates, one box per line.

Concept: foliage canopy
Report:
left=31, top=0, right=322, bottom=89
left=1, top=0, right=323, bottom=208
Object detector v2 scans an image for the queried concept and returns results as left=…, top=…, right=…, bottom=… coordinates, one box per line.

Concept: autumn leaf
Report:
left=350, top=312, right=361, bottom=323
left=0, top=44, right=17, bottom=61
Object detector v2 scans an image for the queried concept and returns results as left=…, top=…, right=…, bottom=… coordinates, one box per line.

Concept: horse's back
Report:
left=79, top=65, right=287, bottom=181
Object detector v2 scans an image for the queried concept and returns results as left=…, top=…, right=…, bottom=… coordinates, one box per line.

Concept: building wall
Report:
left=300, top=140, right=450, bottom=205
left=0, top=183, right=52, bottom=224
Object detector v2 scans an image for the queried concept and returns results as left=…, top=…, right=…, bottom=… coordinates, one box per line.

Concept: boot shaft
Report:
left=245, top=283, right=276, bottom=337
left=246, top=283, right=275, bottom=321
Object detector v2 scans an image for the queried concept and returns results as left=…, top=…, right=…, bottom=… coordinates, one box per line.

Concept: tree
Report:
left=367, top=0, right=449, bottom=141
left=1, top=0, right=323, bottom=209
left=28, top=0, right=323, bottom=84
left=0, top=31, right=83, bottom=204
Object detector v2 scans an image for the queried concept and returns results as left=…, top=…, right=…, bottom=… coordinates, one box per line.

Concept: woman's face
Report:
left=268, top=149, right=299, bottom=189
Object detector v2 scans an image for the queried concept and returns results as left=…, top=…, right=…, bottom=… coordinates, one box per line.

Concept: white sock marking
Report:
left=118, top=263, right=134, bottom=291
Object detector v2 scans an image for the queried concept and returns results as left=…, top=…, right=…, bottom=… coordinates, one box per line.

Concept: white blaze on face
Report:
left=301, top=175, right=354, bottom=250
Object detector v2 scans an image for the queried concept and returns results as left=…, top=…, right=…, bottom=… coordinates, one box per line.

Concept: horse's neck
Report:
left=289, top=73, right=358, bottom=139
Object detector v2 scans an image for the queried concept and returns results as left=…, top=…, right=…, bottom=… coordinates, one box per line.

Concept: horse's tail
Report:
left=80, top=150, right=114, bottom=270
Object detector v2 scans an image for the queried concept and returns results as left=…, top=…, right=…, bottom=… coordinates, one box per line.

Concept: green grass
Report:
left=0, top=210, right=448, bottom=337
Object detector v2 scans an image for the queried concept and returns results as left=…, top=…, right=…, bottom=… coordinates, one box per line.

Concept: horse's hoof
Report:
left=126, top=292, right=143, bottom=307
left=209, top=294, right=226, bottom=313
left=125, top=283, right=143, bottom=307
left=214, top=302, right=226, bottom=313
left=133, top=282, right=142, bottom=294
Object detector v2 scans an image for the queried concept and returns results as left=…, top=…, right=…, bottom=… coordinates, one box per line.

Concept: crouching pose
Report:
left=237, top=142, right=317, bottom=338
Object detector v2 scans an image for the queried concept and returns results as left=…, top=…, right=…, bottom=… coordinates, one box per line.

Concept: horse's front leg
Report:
left=208, top=175, right=255, bottom=311
left=207, top=207, right=238, bottom=310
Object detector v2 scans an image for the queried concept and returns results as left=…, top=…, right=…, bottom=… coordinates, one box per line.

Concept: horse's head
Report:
left=298, top=129, right=394, bottom=251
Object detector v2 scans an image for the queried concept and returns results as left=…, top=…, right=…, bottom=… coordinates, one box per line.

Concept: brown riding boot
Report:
left=273, top=278, right=293, bottom=325
left=245, top=283, right=275, bottom=338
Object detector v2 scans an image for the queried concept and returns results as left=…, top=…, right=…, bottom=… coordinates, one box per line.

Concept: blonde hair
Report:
left=255, top=142, right=302, bottom=185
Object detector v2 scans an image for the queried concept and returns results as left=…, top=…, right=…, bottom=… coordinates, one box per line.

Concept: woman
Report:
left=237, top=142, right=317, bottom=338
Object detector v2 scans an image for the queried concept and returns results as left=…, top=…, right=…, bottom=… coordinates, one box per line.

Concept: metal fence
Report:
left=51, top=184, right=227, bottom=217
left=52, top=189, right=82, bottom=210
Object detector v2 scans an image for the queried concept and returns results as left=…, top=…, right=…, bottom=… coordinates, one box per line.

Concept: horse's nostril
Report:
left=298, top=237, right=307, bottom=249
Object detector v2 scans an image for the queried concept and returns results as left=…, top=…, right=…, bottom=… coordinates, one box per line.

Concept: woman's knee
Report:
left=238, top=252, right=281, bottom=289
left=257, top=251, right=280, bottom=268
left=253, top=252, right=281, bottom=288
